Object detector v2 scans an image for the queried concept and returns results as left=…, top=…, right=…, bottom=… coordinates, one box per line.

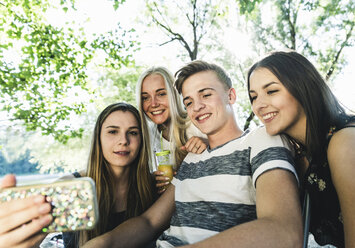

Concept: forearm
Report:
left=184, top=217, right=302, bottom=248
left=83, top=215, right=160, bottom=248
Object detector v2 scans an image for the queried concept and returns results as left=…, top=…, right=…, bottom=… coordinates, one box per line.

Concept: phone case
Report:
left=0, top=177, right=99, bottom=233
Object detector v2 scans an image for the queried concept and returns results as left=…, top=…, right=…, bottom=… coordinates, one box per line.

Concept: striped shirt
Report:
left=156, top=126, right=297, bottom=247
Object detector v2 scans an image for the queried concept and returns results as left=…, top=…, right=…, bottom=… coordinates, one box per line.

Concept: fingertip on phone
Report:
left=33, top=195, right=46, bottom=204
left=40, top=214, right=53, bottom=226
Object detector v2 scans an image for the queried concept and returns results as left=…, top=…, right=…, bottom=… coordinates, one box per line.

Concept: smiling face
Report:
left=100, top=110, right=141, bottom=169
left=249, top=67, right=306, bottom=138
left=141, top=73, right=170, bottom=125
left=182, top=70, right=236, bottom=139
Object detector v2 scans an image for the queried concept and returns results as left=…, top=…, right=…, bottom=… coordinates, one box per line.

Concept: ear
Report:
left=228, top=88, right=237, bottom=104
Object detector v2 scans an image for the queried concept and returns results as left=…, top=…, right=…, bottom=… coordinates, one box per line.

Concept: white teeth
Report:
left=152, top=110, right=163, bottom=115
left=197, top=114, right=210, bottom=121
left=263, top=112, right=277, bottom=120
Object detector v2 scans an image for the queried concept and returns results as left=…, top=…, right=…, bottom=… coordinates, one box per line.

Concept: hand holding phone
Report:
left=0, top=177, right=99, bottom=233
left=0, top=174, right=51, bottom=248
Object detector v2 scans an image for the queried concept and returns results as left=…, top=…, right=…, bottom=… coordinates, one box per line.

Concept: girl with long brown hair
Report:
left=63, top=102, right=157, bottom=247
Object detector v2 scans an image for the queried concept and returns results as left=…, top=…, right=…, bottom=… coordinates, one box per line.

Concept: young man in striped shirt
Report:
left=83, top=61, right=303, bottom=248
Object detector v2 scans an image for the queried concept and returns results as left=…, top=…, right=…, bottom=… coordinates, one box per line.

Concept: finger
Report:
left=0, top=195, right=46, bottom=218
left=0, top=200, right=51, bottom=234
left=153, top=171, right=164, bottom=176
left=196, top=147, right=204, bottom=154
left=0, top=174, right=16, bottom=188
left=180, top=146, right=186, bottom=151
left=184, top=143, right=195, bottom=153
left=187, top=139, right=198, bottom=150
left=196, top=143, right=207, bottom=154
left=189, top=145, right=200, bottom=153
left=184, top=137, right=198, bottom=150
left=156, top=181, right=170, bottom=188
left=0, top=215, right=51, bottom=248
left=155, top=176, right=170, bottom=182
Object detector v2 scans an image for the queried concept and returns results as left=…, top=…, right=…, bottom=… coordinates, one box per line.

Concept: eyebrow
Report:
left=141, top=88, right=166, bottom=94
left=105, top=126, right=140, bottom=130
left=249, top=82, right=278, bottom=93
left=183, top=87, right=214, bottom=102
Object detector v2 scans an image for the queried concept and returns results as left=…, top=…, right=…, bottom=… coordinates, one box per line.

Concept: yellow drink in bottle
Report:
left=156, top=150, right=173, bottom=190
left=158, top=164, right=173, bottom=182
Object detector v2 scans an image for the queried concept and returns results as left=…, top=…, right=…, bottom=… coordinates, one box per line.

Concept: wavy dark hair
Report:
left=247, top=51, right=354, bottom=166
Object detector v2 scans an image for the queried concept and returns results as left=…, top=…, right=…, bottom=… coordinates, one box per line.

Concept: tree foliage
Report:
left=94, top=68, right=143, bottom=107
left=0, top=0, right=137, bottom=143
left=144, top=0, right=227, bottom=61
left=236, top=0, right=355, bottom=81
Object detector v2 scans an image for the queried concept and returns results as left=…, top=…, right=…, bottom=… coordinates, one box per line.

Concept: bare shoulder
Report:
left=327, top=125, right=355, bottom=176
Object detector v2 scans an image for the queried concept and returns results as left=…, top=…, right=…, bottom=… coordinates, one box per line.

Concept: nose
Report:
left=151, top=95, right=159, bottom=107
left=253, top=97, right=268, bottom=113
left=193, top=99, right=205, bottom=112
left=117, top=133, right=129, bottom=145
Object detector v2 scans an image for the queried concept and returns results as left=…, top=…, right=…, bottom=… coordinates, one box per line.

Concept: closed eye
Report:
left=203, top=93, right=211, bottom=98
left=249, top=95, right=257, bottom=102
left=184, top=101, right=192, bottom=107
left=267, top=90, right=278, bottom=95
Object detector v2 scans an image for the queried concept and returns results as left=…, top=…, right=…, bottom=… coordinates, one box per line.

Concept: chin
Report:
left=152, top=116, right=169, bottom=125
left=196, top=126, right=211, bottom=135
left=265, top=126, right=282, bottom=136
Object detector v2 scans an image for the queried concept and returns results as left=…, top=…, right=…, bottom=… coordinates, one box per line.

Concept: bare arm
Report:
left=328, top=127, right=355, bottom=247
left=83, top=184, right=175, bottom=248
left=0, top=175, right=52, bottom=248
left=182, top=169, right=303, bottom=248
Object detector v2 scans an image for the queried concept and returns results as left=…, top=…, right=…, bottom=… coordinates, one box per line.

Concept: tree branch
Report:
left=325, top=21, right=354, bottom=81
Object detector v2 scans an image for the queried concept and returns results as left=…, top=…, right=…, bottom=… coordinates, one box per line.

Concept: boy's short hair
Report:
left=174, top=60, right=232, bottom=94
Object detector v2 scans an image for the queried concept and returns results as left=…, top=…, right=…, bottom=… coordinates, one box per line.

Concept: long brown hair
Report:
left=79, top=102, right=156, bottom=245
left=247, top=51, right=354, bottom=166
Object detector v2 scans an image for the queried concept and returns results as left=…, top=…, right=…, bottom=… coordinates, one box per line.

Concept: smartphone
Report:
left=0, top=177, right=99, bottom=233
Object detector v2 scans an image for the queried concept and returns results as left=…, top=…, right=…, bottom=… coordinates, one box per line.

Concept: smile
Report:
left=152, top=110, right=164, bottom=115
left=262, top=112, right=277, bottom=121
left=196, top=113, right=211, bottom=121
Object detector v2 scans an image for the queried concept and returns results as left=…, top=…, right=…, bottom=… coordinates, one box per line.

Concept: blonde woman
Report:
left=137, top=67, right=207, bottom=193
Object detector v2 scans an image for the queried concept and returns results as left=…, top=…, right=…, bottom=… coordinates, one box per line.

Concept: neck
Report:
left=110, top=166, right=130, bottom=212
left=208, top=118, right=243, bottom=149
left=158, top=120, right=171, bottom=140
left=285, top=115, right=307, bottom=146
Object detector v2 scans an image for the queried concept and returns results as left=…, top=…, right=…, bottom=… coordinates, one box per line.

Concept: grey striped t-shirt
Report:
left=156, top=126, right=297, bottom=247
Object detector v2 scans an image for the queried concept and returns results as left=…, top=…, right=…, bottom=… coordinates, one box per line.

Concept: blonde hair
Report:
left=136, top=66, right=189, bottom=167
left=78, top=103, right=156, bottom=246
